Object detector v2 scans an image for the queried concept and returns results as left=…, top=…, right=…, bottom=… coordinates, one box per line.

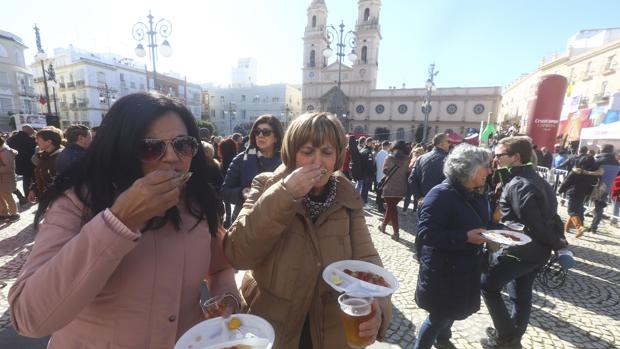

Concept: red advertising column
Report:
left=524, top=74, right=567, bottom=150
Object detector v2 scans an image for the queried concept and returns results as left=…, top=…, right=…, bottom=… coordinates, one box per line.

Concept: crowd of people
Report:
left=2, top=90, right=619, bottom=349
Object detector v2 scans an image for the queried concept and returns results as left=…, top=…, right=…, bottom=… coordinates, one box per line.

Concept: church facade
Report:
left=301, top=0, right=502, bottom=141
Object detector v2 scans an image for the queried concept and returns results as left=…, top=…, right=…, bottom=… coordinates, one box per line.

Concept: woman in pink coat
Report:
left=9, top=92, right=239, bottom=348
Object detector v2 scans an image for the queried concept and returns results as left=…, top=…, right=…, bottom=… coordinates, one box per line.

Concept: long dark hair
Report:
left=35, top=92, right=223, bottom=235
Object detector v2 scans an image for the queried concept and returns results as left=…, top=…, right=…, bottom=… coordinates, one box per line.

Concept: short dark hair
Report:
left=390, top=140, right=407, bottom=153
left=579, top=146, right=588, bottom=154
left=248, top=114, right=284, bottom=151
left=601, top=144, right=614, bottom=154
left=498, top=136, right=532, bottom=163
left=65, top=125, right=90, bottom=144
left=381, top=140, right=390, bottom=147
left=433, top=133, right=448, bottom=146
left=36, top=127, right=63, bottom=147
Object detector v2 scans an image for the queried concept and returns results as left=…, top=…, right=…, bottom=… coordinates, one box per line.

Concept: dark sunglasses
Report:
left=139, top=135, right=199, bottom=162
left=253, top=128, right=273, bottom=137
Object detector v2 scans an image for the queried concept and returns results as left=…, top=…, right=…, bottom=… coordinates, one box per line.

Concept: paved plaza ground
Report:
left=1, top=195, right=619, bottom=348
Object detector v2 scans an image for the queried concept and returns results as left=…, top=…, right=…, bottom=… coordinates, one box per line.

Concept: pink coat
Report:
left=9, top=189, right=238, bottom=348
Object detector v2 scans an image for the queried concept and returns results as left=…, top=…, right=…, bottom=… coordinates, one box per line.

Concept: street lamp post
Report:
left=281, top=103, right=290, bottom=129
left=224, top=102, right=236, bottom=135
left=132, top=11, right=173, bottom=91
left=422, top=63, right=439, bottom=144
left=98, top=83, right=118, bottom=110
left=33, top=25, right=52, bottom=117
left=323, top=21, right=357, bottom=90
left=46, top=63, right=59, bottom=118
left=323, top=20, right=357, bottom=131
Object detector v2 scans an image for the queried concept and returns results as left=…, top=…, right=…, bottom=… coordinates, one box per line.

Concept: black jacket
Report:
left=6, top=131, right=36, bottom=176
left=55, top=143, right=87, bottom=175
left=409, top=147, right=448, bottom=199
left=558, top=170, right=597, bottom=201
left=415, top=180, right=491, bottom=319
left=499, top=165, right=565, bottom=263
left=359, top=146, right=375, bottom=178
left=348, top=137, right=363, bottom=180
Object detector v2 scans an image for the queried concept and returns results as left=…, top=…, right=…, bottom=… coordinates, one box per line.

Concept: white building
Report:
left=499, top=28, right=620, bottom=128
left=30, top=46, right=147, bottom=127
left=231, top=58, right=258, bottom=88
left=302, top=0, right=501, bottom=141
left=206, top=84, right=302, bottom=135
left=0, top=30, right=36, bottom=131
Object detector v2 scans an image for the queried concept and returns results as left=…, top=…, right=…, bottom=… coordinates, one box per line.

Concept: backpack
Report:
left=589, top=179, right=608, bottom=202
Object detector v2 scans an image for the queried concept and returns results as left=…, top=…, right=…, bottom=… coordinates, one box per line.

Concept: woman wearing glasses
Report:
left=9, top=92, right=239, bottom=348
left=222, top=114, right=283, bottom=222
left=224, top=112, right=392, bottom=348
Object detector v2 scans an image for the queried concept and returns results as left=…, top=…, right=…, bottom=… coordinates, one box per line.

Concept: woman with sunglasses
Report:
left=221, top=114, right=283, bottom=222
left=224, top=112, right=392, bottom=348
left=9, top=92, right=239, bottom=348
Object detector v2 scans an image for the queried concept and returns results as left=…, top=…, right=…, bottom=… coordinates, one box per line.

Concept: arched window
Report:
left=0, top=44, right=8, bottom=58
left=364, top=8, right=370, bottom=21
left=396, top=128, right=405, bottom=140
left=312, top=15, right=317, bottom=28
left=361, top=46, right=368, bottom=64
left=309, top=50, right=316, bottom=67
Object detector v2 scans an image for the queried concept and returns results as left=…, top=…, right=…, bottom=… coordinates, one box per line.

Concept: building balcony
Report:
left=67, top=82, right=75, bottom=88
left=580, top=73, right=593, bottom=81
left=59, top=82, right=66, bottom=89
left=601, top=67, right=616, bottom=76
left=69, top=103, right=77, bottom=110
left=76, top=80, right=85, bottom=87
left=18, top=87, right=35, bottom=97
left=60, top=102, right=68, bottom=110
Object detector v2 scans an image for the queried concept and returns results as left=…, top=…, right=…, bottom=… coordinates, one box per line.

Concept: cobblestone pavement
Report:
left=1, top=197, right=619, bottom=349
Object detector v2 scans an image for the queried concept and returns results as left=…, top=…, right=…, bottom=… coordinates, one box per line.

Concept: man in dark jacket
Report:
left=55, top=125, right=92, bottom=175
left=589, top=144, right=620, bottom=232
left=480, top=136, right=567, bottom=349
left=409, top=133, right=449, bottom=204
left=7, top=125, right=36, bottom=200
left=559, top=145, right=588, bottom=172
left=357, top=137, right=376, bottom=203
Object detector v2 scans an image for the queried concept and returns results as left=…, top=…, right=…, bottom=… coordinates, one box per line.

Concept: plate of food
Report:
left=322, top=260, right=399, bottom=297
left=482, top=230, right=532, bottom=246
left=175, top=314, right=274, bottom=349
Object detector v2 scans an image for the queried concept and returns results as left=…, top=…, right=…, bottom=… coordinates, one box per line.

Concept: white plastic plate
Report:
left=175, top=314, right=274, bottom=349
left=322, top=260, right=399, bottom=297
left=482, top=230, right=532, bottom=246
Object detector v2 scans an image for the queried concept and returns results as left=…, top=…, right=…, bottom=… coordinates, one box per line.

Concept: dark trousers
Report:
left=375, top=187, right=384, bottom=211
left=21, top=173, right=33, bottom=197
left=590, top=196, right=608, bottom=231
left=413, top=312, right=454, bottom=349
left=357, top=177, right=373, bottom=203
left=481, top=256, right=541, bottom=341
left=224, top=203, right=232, bottom=228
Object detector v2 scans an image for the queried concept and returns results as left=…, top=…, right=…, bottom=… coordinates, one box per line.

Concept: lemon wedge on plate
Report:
left=330, top=272, right=343, bottom=285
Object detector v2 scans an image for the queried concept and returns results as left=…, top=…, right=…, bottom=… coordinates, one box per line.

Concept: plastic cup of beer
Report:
left=338, top=293, right=374, bottom=348
left=199, top=293, right=239, bottom=319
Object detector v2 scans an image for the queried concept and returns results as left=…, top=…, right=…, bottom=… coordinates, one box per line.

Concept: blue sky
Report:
left=2, top=0, right=620, bottom=89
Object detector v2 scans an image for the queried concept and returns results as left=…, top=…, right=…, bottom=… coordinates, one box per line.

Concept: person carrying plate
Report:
left=413, top=144, right=492, bottom=349
left=224, top=112, right=392, bottom=348
left=9, top=92, right=240, bottom=348
left=480, top=136, right=567, bottom=349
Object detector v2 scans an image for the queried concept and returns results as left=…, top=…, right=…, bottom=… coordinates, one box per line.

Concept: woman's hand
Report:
left=359, top=299, right=382, bottom=345
left=282, top=164, right=322, bottom=199
left=110, top=170, right=189, bottom=231
left=466, top=228, right=488, bottom=244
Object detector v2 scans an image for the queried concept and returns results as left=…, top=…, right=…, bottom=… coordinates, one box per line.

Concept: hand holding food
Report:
left=282, top=164, right=323, bottom=199
left=466, top=228, right=488, bottom=245
left=110, top=169, right=190, bottom=231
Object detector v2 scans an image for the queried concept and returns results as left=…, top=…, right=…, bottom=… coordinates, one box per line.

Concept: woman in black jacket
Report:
left=414, top=144, right=491, bottom=349
left=558, top=155, right=597, bottom=237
